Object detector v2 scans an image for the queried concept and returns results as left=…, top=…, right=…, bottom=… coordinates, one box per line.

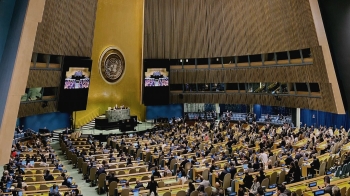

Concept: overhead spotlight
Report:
left=216, top=58, right=219, bottom=61
left=186, top=59, right=188, bottom=62
left=180, top=59, right=182, bottom=62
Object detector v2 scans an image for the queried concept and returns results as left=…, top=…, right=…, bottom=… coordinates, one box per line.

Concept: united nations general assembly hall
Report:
left=1, top=0, right=350, bottom=196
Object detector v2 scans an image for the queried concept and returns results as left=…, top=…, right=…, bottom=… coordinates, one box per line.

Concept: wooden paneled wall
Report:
left=169, top=46, right=338, bottom=113
left=145, top=0, right=343, bottom=114
left=170, top=84, right=336, bottom=113
left=18, top=101, right=57, bottom=118
left=170, top=47, right=327, bottom=84
left=26, top=70, right=61, bottom=88
left=33, top=0, right=98, bottom=57
left=144, top=0, right=318, bottom=59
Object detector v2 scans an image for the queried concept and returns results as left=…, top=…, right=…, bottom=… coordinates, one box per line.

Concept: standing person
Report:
left=146, top=176, right=158, bottom=196
left=69, top=114, right=74, bottom=130
left=259, top=149, right=268, bottom=169
left=309, top=155, right=320, bottom=177
left=186, top=182, right=195, bottom=196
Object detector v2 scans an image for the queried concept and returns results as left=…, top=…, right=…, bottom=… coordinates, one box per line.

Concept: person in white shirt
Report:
left=197, top=175, right=210, bottom=189
left=259, top=150, right=268, bottom=168
left=161, top=142, right=167, bottom=149
left=328, top=128, right=333, bottom=137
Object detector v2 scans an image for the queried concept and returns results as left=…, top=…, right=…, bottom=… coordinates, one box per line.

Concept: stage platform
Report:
left=53, top=122, right=154, bottom=142
left=55, top=122, right=154, bottom=135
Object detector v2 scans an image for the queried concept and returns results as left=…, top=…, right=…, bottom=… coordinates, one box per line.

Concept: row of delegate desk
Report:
left=3, top=145, right=81, bottom=196
left=61, top=127, right=345, bottom=196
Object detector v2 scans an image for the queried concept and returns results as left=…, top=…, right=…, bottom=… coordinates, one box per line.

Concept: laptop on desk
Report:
left=243, top=164, right=248, bottom=170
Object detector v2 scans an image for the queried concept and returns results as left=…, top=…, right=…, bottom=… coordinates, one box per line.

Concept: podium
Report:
left=95, top=117, right=119, bottom=130
left=95, top=108, right=137, bottom=131
left=105, top=108, right=130, bottom=122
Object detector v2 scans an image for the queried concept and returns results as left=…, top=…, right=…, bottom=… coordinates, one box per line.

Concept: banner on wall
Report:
left=184, top=103, right=205, bottom=112
left=184, top=103, right=219, bottom=113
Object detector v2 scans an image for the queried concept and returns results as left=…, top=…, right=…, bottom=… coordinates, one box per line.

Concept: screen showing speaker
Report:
left=58, top=56, right=92, bottom=112
left=64, top=67, right=90, bottom=89
left=143, top=59, right=170, bottom=106
left=144, top=68, right=169, bottom=87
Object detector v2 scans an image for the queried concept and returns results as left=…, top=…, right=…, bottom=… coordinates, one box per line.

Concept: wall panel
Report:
left=26, top=70, right=61, bottom=88
left=19, top=112, right=70, bottom=132
left=33, top=0, right=98, bottom=57
left=18, top=101, right=57, bottom=118
left=144, top=0, right=318, bottom=59
left=171, top=93, right=335, bottom=112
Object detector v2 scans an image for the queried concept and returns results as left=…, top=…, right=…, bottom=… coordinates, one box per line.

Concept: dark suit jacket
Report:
left=243, top=174, right=253, bottom=189
left=285, top=156, right=294, bottom=166
left=293, top=167, right=301, bottom=182
left=324, top=185, right=333, bottom=194
left=152, top=171, right=161, bottom=178
left=180, top=160, right=189, bottom=168
left=295, top=154, right=301, bottom=160
left=108, top=177, right=119, bottom=184
left=311, top=159, right=320, bottom=171
left=230, top=167, right=237, bottom=179
left=96, top=168, right=106, bottom=176
left=219, top=170, right=228, bottom=182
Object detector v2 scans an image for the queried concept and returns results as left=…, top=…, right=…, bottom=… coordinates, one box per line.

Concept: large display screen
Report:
left=64, top=67, right=91, bottom=89
left=143, top=59, right=170, bottom=106
left=144, top=68, right=169, bottom=87
left=58, top=56, right=92, bottom=112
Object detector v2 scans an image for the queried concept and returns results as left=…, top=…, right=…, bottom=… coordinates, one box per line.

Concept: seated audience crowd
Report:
left=59, top=117, right=350, bottom=196
left=1, top=132, right=81, bottom=196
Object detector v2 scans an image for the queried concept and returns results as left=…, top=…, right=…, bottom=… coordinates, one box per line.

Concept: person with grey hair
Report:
left=332, top=186, right=341, bottom=196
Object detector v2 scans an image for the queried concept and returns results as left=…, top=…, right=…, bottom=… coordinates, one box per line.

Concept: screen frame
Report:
left=57, top=56, right=92, bottom=112
left=142, top=59, right=170, bottom=106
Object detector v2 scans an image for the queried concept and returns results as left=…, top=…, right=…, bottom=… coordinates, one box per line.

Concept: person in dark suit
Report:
left=135, top=180, right=144, bottom=189
left=229, top=165, right=237, bottom=180
left=284, top=153, right=294, bottom=166
left=253, top=157, right=260, bottom=171
left=180, top=156, right=190, bottom=168
left=146, top=176, right=158, bottom=196
left=218, top=166, right=228, bottom=183
left=44, top=170, right=54, bottom=181
left=152, top=168, right=162, bottom=178
left=243, top=171, right=253, bottom=189
left=257, top=170, right=265, bottom=184
left=309, top=155, right=320, bottom=177
left=108, top=172, right=119, bottom=185
left=96, top=166, right=106, bottom=177
left=322, top=176, right=333, bottom=194
left=294, top=152, right=302, bottom=160
left=293, top=162, right=302, bottom=183
left=286, top=162, right=295, bottom=183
